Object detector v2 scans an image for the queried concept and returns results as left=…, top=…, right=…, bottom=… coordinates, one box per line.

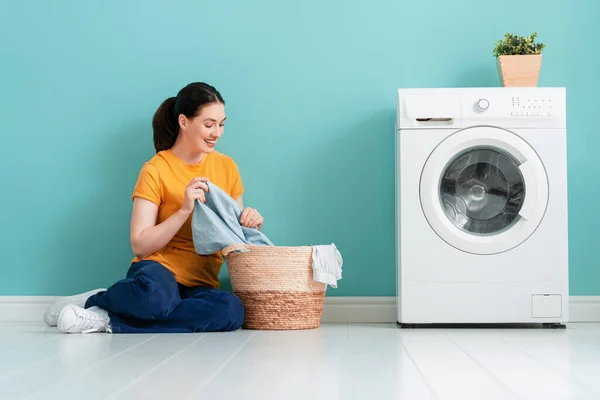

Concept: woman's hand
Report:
left=240, top=207, right=264, bottom=230
left=180, top=177, right=209, bottom=215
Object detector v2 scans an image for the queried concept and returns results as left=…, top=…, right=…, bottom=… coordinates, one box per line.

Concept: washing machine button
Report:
left=477, top=99, right=490, bottom=110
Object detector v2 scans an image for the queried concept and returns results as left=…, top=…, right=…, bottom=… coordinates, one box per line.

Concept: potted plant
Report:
left=493, top=32, right=545, bottom=87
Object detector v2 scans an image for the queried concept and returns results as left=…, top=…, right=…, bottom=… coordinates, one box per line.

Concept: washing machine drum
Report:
left=420, top=126, right=549, bottom=255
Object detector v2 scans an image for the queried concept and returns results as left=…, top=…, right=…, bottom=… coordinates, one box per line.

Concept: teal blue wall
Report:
left=1, top=1, right=598, bottom=296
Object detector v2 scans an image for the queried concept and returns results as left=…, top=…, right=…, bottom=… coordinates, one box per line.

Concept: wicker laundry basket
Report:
left=222, top=244, right=327, bottom=330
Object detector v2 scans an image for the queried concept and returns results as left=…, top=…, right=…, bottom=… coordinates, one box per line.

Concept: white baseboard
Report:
left=567, top=296, right=600, bottom=322
left=0, top=296, right=59, bottom=323
left=1, top=296, right=599, bottom=323
left=321, top=296, right=397, bottom=323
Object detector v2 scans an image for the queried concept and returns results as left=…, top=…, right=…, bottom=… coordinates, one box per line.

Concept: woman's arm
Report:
left=129, top=197, right=189, bottom=259
left=130, top=176, right=209, bottom=259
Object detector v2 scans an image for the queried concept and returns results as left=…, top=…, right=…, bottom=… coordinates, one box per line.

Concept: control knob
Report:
left=477, top=99, right=489, bottom=110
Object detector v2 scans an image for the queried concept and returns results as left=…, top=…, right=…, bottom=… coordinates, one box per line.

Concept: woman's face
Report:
left=179, top=102, right=226, bottom=154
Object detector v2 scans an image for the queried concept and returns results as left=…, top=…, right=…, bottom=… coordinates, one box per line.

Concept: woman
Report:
left=44, top=82, right=263, bottom=334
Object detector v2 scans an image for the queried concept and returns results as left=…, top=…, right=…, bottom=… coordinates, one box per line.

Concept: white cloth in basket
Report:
left=312, top=244, right=343, bottom=288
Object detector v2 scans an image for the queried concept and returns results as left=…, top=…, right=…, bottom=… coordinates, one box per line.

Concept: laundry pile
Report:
left=191, top=182, right=342, bottom=288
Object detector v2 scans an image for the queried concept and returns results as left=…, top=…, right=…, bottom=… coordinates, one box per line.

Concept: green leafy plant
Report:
left=493, top=32, right=545, bottom=57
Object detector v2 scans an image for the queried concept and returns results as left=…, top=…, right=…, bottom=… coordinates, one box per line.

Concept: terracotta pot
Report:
left=497, top=54, right=542, bottom=87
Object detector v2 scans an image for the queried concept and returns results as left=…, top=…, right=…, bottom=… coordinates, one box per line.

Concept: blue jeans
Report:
left=85, top=260, right=244, bottom=333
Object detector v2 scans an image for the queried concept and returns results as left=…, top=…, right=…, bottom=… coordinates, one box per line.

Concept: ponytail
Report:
left=152, top=97, right=179, bottom=153
left=151, top=83, right=225, bottom=153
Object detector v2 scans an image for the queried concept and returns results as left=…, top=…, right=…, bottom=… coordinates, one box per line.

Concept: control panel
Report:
left=397, top=88, right=565, bottom=129
left=469, top=92, right=560, bottom=119
left=510, top=95, right=554, bottom=117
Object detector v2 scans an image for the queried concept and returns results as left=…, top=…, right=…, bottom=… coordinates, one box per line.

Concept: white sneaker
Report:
left=58, top=305, right=112, bottom=334
left=44, top=288, right=106, bottom=327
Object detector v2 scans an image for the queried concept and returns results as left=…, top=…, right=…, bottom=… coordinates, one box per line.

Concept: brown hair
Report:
left=152, top=82, right=225, bottom=152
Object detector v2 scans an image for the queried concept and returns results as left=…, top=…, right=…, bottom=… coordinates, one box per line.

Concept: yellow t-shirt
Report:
left=131, top=149, right=244, bottom=288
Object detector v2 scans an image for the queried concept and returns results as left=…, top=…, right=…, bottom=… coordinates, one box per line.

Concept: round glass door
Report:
left=420, top=126, right=548, bottom=255
left=440, top=147, right=526, bottom=235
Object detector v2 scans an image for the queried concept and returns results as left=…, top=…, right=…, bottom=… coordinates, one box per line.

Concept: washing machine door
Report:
left=420, top=126, right=548, bottom=255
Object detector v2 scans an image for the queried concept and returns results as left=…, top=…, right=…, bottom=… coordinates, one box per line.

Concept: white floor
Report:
left=1, top=322, right=599, bottom=400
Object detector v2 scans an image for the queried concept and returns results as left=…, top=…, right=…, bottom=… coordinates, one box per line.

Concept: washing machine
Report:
left=395, top=87, right=568, bottom=326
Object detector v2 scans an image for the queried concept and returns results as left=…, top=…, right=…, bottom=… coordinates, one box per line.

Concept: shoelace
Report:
left=73, top=309, right=108, bottom=334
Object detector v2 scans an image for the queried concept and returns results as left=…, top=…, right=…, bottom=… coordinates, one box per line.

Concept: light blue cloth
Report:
left=191, top=181, right=274, bottom=255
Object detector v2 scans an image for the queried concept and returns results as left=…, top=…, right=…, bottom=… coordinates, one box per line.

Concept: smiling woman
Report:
left=153, top=82, right=227, bottom=159
left=42, top=82, right=264, bottom=334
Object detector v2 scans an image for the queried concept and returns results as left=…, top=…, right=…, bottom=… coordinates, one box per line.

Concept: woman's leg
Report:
left=58, top=260, right=244, bottom=334
left=108, top=286, right=244, bottom=334
left=175, top=286, right=244, bottom=332
left=58, top=260, right=180, bottom=334
left=85, top=260, right=180, bottom=320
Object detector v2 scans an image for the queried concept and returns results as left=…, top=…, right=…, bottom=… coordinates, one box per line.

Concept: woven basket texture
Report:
left=223, top=244, right=326, bottom=330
